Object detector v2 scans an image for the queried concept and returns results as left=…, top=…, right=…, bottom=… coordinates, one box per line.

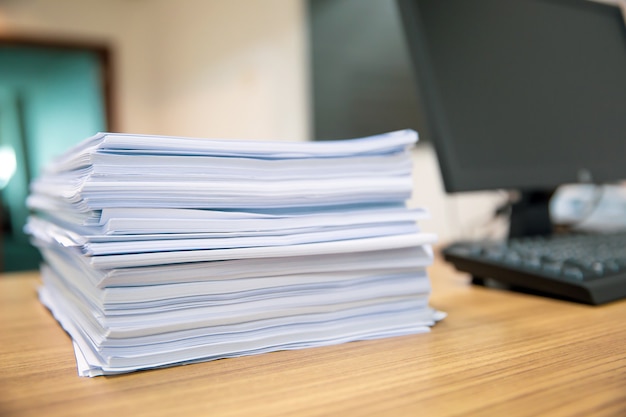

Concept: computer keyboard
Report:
left=442, top=232, right=626, bottom=305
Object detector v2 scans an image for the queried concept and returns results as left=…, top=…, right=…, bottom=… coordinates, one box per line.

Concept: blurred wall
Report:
left=0, top=0, right=309, bottom=141
left=0, top=0, right=502, bottom=243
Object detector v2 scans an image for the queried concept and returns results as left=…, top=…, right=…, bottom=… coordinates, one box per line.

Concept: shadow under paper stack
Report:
left=25, top=129, right=441, bottom=377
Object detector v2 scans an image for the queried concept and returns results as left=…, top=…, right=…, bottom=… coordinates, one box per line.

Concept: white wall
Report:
left=0, top=0, right=500, bottom=242
left=148, top=0, right=308, bottom=141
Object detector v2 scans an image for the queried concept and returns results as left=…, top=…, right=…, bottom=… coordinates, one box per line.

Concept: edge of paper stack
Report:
left=25, top=129, right=444, bottom=377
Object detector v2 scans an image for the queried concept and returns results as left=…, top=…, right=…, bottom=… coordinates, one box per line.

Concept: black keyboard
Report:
left=443, top=232, right=626, bottom=305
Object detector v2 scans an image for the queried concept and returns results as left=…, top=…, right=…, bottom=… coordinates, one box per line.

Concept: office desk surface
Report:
left=1, top=254, right=625, bottom=417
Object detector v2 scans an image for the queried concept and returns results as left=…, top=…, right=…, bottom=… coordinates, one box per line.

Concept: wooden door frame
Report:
left=0, top=34, right=117, bottom=131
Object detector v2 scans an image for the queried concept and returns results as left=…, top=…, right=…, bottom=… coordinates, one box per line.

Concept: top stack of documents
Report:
left=25, top=129, right=441, bottom=377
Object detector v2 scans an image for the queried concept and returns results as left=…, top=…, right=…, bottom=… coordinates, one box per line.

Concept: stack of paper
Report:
left=25, top=129, right=441, bottom=377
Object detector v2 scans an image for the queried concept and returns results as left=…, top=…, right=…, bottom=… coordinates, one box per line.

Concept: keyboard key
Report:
left=562, top=266, right=584, bottom=281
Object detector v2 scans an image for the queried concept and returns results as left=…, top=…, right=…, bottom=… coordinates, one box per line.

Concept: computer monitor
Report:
left=397, top=0, right=626, bottom=237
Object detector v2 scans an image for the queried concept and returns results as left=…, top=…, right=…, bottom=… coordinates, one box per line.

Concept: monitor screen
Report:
left=397, top=0, right=626, bottom=193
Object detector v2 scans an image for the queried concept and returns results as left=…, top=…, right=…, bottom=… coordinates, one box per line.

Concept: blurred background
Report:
left=0, top=0, right=505, bottom=271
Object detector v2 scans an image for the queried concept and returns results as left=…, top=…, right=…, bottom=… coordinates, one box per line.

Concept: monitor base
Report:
left=508, top=190, right=555, bottom=238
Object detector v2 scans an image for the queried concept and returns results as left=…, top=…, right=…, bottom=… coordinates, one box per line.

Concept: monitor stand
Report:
left=470, top=189, right=555, bottom=289
left=507, top=190, right=555, bottom=238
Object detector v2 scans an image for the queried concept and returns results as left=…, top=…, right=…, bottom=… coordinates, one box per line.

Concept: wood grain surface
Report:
left=1, top=253, right=625, bottom=417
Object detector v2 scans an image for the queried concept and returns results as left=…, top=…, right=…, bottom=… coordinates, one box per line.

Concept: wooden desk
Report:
left=1, top=254, right=625, bottom=417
